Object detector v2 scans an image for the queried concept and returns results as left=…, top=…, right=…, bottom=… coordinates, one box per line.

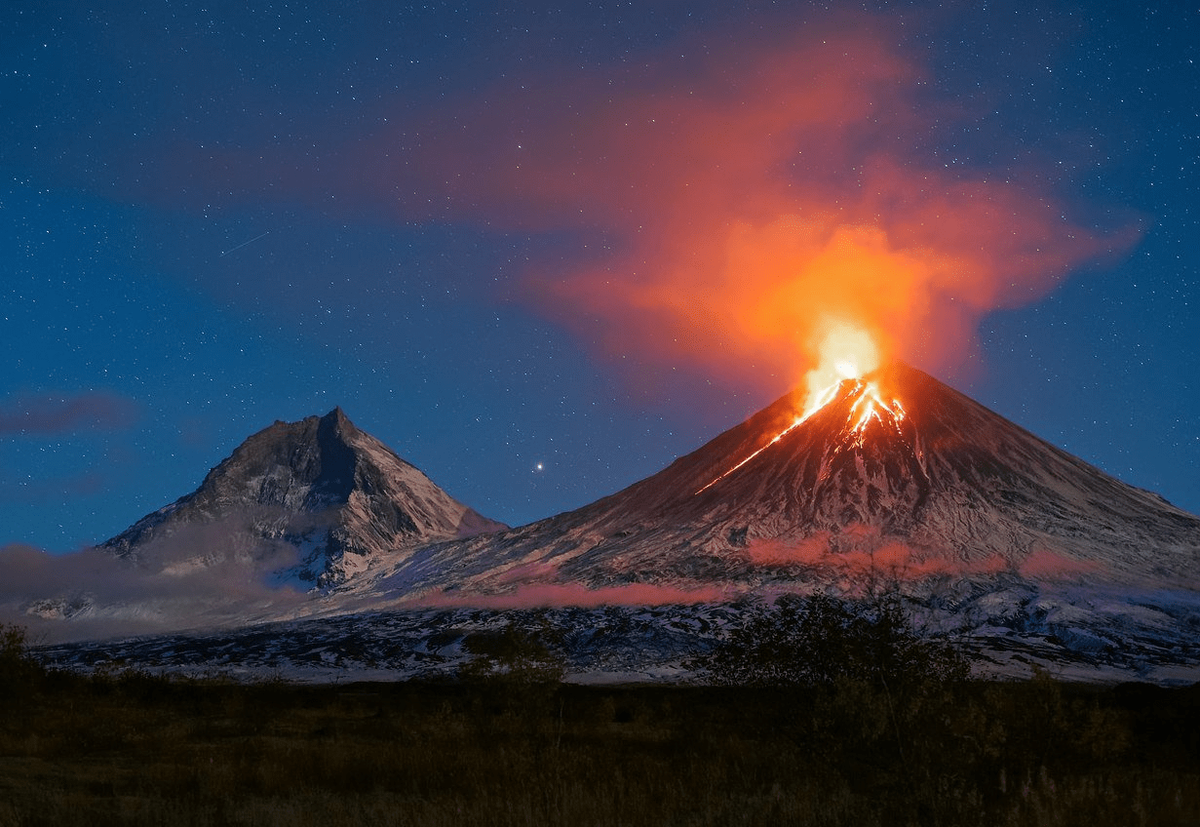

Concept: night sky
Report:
left=3, top=1, right=1197, bottom=554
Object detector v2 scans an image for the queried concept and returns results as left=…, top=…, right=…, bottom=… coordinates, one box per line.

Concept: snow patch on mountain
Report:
left=100, top=408, right=506, bottom=588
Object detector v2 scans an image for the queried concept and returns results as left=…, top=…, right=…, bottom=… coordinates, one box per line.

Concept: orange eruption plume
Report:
left=695, top=322, right=905, bottom=495
left=801, top=321, right=881, bottom=418
left=388, top=14, right=1137, bottom=398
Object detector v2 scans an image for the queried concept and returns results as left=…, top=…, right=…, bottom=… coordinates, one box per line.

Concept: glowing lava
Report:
left=695, top=324, right=905, bottom=495
left=800, top=321, right=881, bottom=420
left=845, top=378, right=907, bottom=437
left=695, top=415, right=806, bottom=495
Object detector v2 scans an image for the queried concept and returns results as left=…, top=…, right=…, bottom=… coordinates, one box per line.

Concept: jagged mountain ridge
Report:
left=102, top=408, right=506, bottom=586
left=358, top=362, right=1200, bottom=597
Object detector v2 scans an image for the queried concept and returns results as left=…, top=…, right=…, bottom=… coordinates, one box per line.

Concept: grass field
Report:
left=2, top=662, right=1200, bottom=827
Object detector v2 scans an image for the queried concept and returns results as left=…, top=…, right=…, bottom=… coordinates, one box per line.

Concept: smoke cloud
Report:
left=136, top=11, right=1139, bottom=402
left=376, top=14, right=1137, bottom=395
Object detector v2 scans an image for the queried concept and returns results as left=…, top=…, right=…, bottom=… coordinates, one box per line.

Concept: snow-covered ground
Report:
left=32, top=587, right=1200, bottom=686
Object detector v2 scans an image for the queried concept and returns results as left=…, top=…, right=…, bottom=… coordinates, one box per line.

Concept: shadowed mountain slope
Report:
left=102, top=408, right=506, bottom=587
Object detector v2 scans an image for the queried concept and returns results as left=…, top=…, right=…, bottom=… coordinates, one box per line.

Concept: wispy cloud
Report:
left=0, top=529, right=307, bottom=644
left=0, top=391, right=139, bottom=436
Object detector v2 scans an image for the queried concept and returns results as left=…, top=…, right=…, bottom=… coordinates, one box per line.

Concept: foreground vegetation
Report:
left=2, top=621, right=1199, bottom=826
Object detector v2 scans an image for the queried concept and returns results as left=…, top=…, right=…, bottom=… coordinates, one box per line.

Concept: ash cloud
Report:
left=376, top=13, right=1138, bottom=392
left=131, top=10, right=1138, bottom=399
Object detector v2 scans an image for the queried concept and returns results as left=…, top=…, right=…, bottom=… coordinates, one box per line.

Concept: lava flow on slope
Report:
left=372, top=359, right=1200, bottom=596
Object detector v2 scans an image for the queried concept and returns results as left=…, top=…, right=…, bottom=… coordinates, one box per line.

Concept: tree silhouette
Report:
left=689, top=592, right=967, bottom=689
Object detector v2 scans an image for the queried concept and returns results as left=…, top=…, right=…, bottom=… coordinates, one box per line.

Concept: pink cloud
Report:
left=745, top=534, right=833, bottom=566
left=745, top=529, right=1016, bottom=582
left=1019, top=548, right=1104, bottom=580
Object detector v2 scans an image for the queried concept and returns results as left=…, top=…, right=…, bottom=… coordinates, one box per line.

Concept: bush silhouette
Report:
left=689, top=592, right=967, bottom=690
left=689, top=593, right=974, bottom=821
left=459, top=620, right=565, bottom=687
left=1, top=623, right=47, bottom=701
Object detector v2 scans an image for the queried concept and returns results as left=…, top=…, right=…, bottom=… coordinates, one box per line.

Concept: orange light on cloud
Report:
left=387, top=13, right=1138, bottom=401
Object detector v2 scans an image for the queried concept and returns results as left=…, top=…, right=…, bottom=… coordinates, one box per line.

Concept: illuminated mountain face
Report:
left=53, top=370, right=1200, bottom=685
left=698, top=374, right=912, bottom=495
left=696, top=375, right=908, bottom=495
left=374, top=362, right=1200, bottom=595
left=101, top=408, right=506, bottom=588
left=685, top=366, right=943, bottom=538
left=42, top=369, right=1200, bottom=686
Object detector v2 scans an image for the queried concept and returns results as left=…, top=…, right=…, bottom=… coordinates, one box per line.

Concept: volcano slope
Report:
left=27, top=367, right=1200, bottom=682
left=359, top=362, right=1200, bottom=599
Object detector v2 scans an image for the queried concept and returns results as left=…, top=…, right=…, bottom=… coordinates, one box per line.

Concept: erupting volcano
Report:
left=366, top=360, right=1200, bottom=598
left=33, top=361, right=1200, bottom=682
left=697, top=373, right=909, bottom=495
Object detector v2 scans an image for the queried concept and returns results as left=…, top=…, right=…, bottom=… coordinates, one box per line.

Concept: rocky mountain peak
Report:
left=320, top=405, right=354, bottom=432
left=101, top=410, right=507, bottom=587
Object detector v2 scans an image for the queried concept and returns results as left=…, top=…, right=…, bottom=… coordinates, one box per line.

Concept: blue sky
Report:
left=3, top=1, right=1197, bottom=552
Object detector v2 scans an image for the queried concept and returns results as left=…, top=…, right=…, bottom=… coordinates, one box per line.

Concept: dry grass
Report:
left=0, top=670, right=1199, bottom=827
left=2, top=612, right=1199, bottom=827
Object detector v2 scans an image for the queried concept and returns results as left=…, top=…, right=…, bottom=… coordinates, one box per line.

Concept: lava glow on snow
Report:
left=696, top=324, right=905, bottom=495
left=847, top=382, right=907, bottom=438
